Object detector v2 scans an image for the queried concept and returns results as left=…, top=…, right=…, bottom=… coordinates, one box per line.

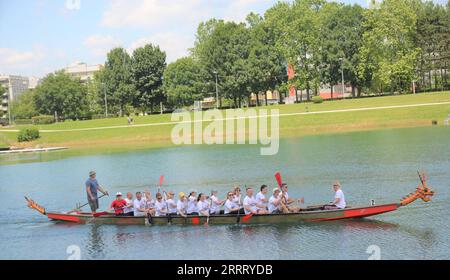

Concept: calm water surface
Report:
left=0, top=126, right=449, bottom=260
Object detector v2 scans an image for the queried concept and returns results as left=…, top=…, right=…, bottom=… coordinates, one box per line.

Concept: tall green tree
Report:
left=318, top=3, right=364, bottom=98
left=100, top=47, right=134, bottom=116
left=246, top=12, right=288, bottom=106
left=163, top=57, right=206, bottom=107
left=131, top=44, right=166, bottom=113
left=357, top=0, right=419, bottom=94
left=34, top=71, right=88, bottom=120
left=10, top=90, right=38, bottom=119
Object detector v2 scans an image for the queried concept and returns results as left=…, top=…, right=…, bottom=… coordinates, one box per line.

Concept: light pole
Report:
left=339, top=58, right=345, bottom=100
left=213, top=71, right=219, bottom=109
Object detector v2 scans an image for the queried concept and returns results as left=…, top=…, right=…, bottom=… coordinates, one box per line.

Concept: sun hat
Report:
left=115, top=192, right=122, bottom=196
left=89, top=171, right=96, bottom=176
left=273, top=188, right=280, bottom=193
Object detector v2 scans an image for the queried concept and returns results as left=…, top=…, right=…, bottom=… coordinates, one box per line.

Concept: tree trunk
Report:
left=330, top=85, right=334, bottom=100
left=264, top=91, right=268, bottom=106
left=256, top=92, right=260, bottom=107
left=351, top=86, right=355, bottom=98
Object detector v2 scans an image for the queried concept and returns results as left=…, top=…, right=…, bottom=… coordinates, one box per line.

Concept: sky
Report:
left=0, top=0, right=446, bottom=78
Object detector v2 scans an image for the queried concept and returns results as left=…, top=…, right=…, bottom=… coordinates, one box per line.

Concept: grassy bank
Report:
left=0, top=91, right=449, bottom=157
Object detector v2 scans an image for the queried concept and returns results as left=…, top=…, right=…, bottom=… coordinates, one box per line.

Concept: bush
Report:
left=17, top=127, right=40, bottom=142
left=14, top=119, right=33, bottom=125
left=312, top=96, right=324, bottom=104
left=32, top=115, right=55, bottom=125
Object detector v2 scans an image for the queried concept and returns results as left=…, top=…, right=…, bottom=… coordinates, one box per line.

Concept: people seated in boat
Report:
left=85, top=171, right=109, bottom=215
left=256, top=185, right=269, bottom=210
left=268, top=188, right=283, bottom=214
left=243, top=187, right=269, bottom=215
left=232, top=186, right=242, bottom=205
left=210, top=190, right=224, bottom=215
left=123, top=192, right=134, bottom=216
left=166, top=191, right=177, bottom=215
left=177, top=192, right=188, bottom=217
left=110, top=192, right=127, bottom=216
left=224, top=192, right=240, bottom=214
left=155, top=192, right=168, bottom=217
left=197, top=193, right=210, bottom=216
left=187, top=190, right=199, bottom=215
left=133, top=192, right=146, bottom=217
left=324, top=181, right=346, bottom=210
left=281, top=183, right=303, bottom=213
left=143, top=190, right=156, bottom=216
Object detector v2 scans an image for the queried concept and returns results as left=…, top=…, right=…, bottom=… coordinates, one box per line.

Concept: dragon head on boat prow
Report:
left=400, top=172, right=435, bottom=206
left=25, top=196, right=46, bottom=215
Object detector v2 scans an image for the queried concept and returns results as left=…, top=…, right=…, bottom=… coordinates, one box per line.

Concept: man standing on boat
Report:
left=85, top=171, right=109, bottom=214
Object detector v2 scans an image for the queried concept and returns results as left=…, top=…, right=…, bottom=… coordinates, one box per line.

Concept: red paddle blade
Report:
left=159, top=175, right=165, bottom=187
left=93, top=211, right=108, bottom=218
left=242, top=213, right=253, bottom=222
left=191, top=217, right=200, bottom=225
left=275, top=172, right=283, bottom=188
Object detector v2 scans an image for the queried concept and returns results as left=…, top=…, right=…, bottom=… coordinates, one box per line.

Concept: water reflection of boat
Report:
left=25, top=176, right=434, bottom=226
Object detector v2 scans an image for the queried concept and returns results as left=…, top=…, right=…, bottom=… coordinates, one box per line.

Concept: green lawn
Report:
left=0, top=91, right=449, bottom=156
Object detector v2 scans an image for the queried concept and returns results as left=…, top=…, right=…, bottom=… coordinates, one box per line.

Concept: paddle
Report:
left=158, top=175, right=165, bottom=193
left=73, top=194, right=107, bottom=212
left=275, top=172, right=283, bottom=188
left=417, top=170, right=425, bottom=187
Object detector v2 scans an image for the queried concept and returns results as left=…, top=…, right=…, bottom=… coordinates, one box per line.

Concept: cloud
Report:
left=223, top=0, right=274, bottom=22
left=0, top=47, right=46, bottom=76
left=101, top=0, right=208, bottom=28
left=84, top=34, right=122, bottom=57
left=127, top=33, right=193, bottom=63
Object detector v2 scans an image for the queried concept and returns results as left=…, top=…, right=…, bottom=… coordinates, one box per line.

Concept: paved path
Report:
left=0, top=101, right=449, bottom=133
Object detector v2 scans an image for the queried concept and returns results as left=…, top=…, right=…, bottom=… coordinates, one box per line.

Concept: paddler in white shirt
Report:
left=165, top=191, right=178, bottom=215
left=281, top=183, right=304, bottom=213
left=177, top=192, right=188, bottom=217
left=255, top=185, right=269, bottom=210
left=268, top=188, right=283, bottom=214
left=224, top=192, right=240, bottom=214
left=197, top=193, right=210, bottom=216
left=209, top=190, right=224, bottom=215
left=243, top=187, right=268, bottom=215
left=187, top=190, right=199, bottom=215
left=154, top=192, right=168, bottom=217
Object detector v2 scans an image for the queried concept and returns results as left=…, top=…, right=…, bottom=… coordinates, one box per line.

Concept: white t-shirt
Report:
left=268, top=195, right=281, bottom=213
left=187, top=196, right=198, bottom=214
left=224, top=200, right=238, bottom=214
left=166, top=198, right=177, bottom=214
left=334, top=189, right=346, bottom=209
left=197, top=200, right=210, bottom=215
left=144, top=198, right=155, bottom=210
left=177, top=199, right=187, bottom=215
left=133, top=198, right=146, bottom=217
left=243, top=195, right=257, bottom=215
left=124, top=198, right=134, bottom=214
left=232, top=194, right=241, bottom=205
left=210, top=195, right=221, bottom=214
left=256, top=192, right=268, bottom=208
left=155, top=200, right=167, bottom=216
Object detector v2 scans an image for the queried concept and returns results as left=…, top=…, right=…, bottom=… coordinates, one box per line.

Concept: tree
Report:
left=357, top=0, right=419, bottom=94
left=100, top=48, right=134, bottom=116
left=131, top=44, right=166, bottom=113
left=265, top=0, right=325, bottom=102
left=163, top=57, right=206, bottom=107
left=34, top=71, right=88, bottom=120
left=246, top=12, right=287, bottom=106
left=318, top=3, right=365, bottom=98
left=192, top=20, right=252, bottom=108
left=10, top=90, right=38, bottom=119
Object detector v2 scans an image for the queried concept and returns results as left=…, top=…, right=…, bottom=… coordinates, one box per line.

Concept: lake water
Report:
left=0, top=126, right=449, bottom=260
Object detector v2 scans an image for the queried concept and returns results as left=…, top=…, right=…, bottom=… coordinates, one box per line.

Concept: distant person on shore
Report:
left=127, top=115, right=134, bottom=125
left=85, top=171, right=109, bottom=215
left=324, top=181, right=346, bottom=210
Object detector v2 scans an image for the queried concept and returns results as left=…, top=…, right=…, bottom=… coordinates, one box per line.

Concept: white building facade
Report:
left=64, top=62, right=103, bottom=84
left=1, top=75, right=30, bottom=120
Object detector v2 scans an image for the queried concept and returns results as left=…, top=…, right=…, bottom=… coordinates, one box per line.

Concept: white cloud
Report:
left=0, top=47, right=46, bottom=76
left=127, top=33, right=193, bottom=63
left=101, top=0, right=208, bottom=28
left=84, top=34, right=123, bottom=57
left=223, top=0, right=273, bottom=22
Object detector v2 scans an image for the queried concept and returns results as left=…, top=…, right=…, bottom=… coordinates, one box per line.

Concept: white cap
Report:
left=115, top=192, right=122, bottom=196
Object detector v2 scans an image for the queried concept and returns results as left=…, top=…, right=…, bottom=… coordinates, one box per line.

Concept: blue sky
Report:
left=0, top=0, right=446, bottom=77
